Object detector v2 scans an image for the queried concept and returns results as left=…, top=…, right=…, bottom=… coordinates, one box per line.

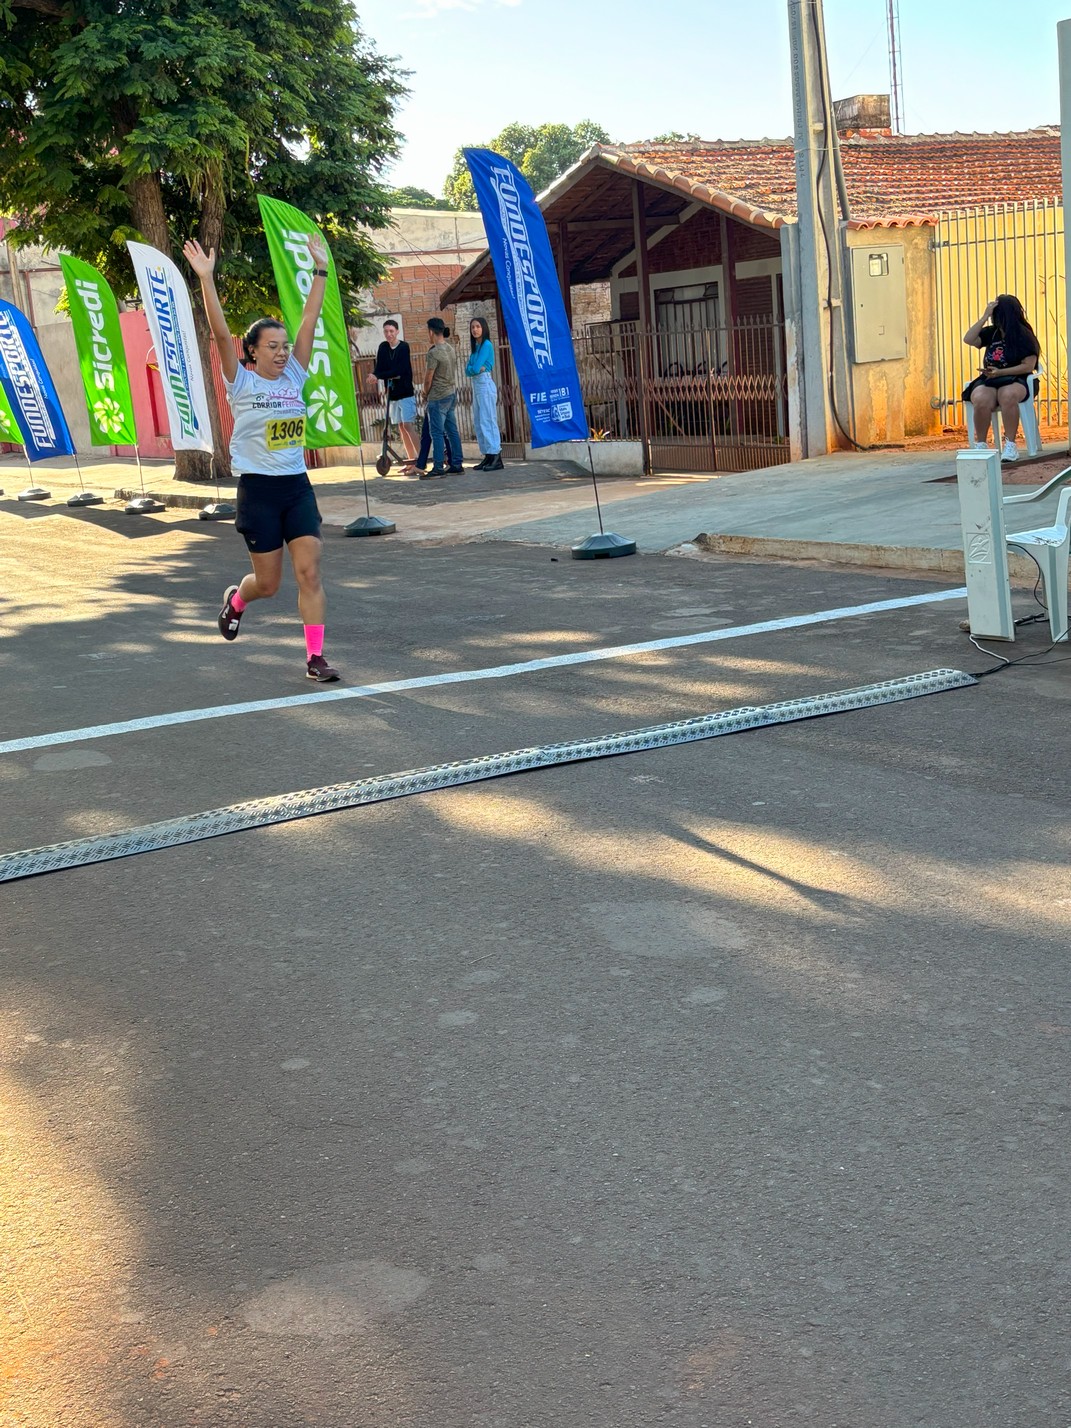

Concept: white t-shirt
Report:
left=224, top=355, right=309, bottom=475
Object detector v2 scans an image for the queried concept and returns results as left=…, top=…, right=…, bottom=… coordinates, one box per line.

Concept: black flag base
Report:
left=67, top=491, right=104, bottom=507
left=125, top=495, right=165, bottom=515
left=344, top=515, right=396, bottom=537
left=199, top=501, right=236, bottom=522
left=571, top=531, right=637, bottom=560
left=17, top=487, right=51, bottom=502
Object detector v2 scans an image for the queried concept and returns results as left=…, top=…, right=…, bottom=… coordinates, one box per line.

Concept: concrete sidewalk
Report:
left=3, top=441, right=1069, bottom=576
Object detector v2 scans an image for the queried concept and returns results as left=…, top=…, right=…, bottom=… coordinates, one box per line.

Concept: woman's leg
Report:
left=474, top=377, right=501, bottom=455
left=287, top=534, right=326, bottom=627
left=239, top=548, right=284, bottom=603
left=971, top=386, right=998, bottom=442
left=409, top=413, right=432, bottom=471
left=996, top=383, right=1028, bottom=443
left=398, top=421, right=418, bottom=461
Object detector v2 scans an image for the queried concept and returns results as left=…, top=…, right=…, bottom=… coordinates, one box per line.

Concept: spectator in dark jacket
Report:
left=370, top=319, right=417, bottom=462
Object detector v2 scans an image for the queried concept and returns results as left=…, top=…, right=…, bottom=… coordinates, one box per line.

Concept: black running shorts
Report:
left=235, top=472, right=322, bottom=553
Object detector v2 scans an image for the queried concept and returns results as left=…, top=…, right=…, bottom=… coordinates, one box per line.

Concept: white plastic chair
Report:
left=1003, top=463, right=1071, bottom=641
left=990, top=365, right=1042, bottom=457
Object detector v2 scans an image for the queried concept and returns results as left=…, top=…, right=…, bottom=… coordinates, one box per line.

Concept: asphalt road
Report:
left=2, top=497, right=1070, bottom=1428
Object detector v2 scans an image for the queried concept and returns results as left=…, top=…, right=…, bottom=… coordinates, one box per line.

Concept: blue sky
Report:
left=357, top=0, right=1071, bottom=197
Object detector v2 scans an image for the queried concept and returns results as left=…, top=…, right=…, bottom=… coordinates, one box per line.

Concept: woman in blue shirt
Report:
left=465, top=316, right=503, bottom=471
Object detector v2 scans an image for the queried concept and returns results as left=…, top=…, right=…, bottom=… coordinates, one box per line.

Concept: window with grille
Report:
left=654, top=282, right=721, bottom=377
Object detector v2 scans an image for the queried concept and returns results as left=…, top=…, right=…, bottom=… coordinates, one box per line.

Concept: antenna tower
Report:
left=886, top=0, right=904, bottom=133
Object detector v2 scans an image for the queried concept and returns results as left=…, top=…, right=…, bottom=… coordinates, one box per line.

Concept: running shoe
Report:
left=218, top=585, right=242, bottom=641
left=1002, top=440, right=1018, bottom=462
left=306, top=654, right=340, bottom=683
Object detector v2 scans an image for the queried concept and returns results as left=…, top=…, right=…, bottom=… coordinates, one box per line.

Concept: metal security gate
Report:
left=577, top=318, right=789, bottom=474
left=934, top=201, right=1067, bottom=434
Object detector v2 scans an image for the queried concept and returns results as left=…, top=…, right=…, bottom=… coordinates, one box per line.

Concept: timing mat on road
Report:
left=0, top=669, right=976, bottom=884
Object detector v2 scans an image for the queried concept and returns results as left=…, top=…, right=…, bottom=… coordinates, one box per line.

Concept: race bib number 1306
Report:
left=266, top=416, right=306, bottom=451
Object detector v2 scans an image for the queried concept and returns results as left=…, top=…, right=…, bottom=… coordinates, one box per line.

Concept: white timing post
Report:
left=956, top=448, right=1014, bottom=641
left=786, top=0, right=850, bottom=456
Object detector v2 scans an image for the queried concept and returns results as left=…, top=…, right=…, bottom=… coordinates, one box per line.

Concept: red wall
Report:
left=111, top=310, right=237, bottom=461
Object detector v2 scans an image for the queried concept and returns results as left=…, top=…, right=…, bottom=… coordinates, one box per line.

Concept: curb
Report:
left=693, top=532, right=1043, bottom=582
left=113, top=488, right=223, bottom=511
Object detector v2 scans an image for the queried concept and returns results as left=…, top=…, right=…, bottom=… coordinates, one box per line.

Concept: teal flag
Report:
left=59, top=254, right=138, bottom=446
left=257, top=195, right=361, bottom=447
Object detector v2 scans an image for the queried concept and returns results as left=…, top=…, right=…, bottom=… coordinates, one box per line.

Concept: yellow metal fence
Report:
left=933, top=201, right=1066, bottom=433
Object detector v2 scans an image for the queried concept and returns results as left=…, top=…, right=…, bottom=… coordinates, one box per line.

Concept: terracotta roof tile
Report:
left=599, top=130, right=1062, bottom=223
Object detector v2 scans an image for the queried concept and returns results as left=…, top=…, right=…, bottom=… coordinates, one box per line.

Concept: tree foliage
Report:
left=651, top=131, right=702, bottom=143
left=387, top=185, right=442, bottom=210
left=0, top=0, right=406, bottom=472
left=443, top=120, right=611, bottom=210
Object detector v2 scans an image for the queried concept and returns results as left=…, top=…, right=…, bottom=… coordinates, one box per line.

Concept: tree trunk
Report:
left=193, top=162, right=232, bottom=480
left=192, top=299, right=231, bottom=480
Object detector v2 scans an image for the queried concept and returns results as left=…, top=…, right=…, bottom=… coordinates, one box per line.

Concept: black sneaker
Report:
left=471, top=457, right=490, bottom=471
left=218, top=585, right=242, bottom=641
left=424, top=467, right=446, bottom=479
left=447, top=465, right=464, bottom=474
left=484, top=455, right=504, bottom=471
left=306, top=654, right=340, bottom=683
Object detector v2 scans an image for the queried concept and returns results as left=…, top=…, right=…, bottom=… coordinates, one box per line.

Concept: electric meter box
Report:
left=847, top=244, right=907, bottom=363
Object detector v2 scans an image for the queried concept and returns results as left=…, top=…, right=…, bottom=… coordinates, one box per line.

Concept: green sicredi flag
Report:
left=59, top=254, right=138, bottom=446
left=257, top=195, right=361, bottom=448
left=0, top=376, right=23, bottom=446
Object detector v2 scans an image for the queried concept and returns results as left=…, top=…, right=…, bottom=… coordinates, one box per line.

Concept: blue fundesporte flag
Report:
left=464, top=149, right=589, bottom=448
left=0, top=299, right=76, bottom=462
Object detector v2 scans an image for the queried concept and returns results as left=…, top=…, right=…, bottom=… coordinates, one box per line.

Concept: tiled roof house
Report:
left=441, top=128, right=1064, bottom=462
left=594, top=129, right=1063, bottom=227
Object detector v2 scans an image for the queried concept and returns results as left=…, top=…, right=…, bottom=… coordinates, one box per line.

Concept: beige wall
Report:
left=0, top=239, right=67, bottom=326
left=846, top=224, right=938, bottom=445
left=35, top=320, right=93, bottom=452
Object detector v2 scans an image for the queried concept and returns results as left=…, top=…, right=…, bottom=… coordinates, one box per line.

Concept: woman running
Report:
left=183, top=235, right=340, bottom=682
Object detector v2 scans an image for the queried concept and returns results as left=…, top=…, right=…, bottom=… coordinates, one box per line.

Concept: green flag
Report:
left=257, top=195, right=361, bottom=448
left=59, top=255, right=138, bottom=446
left=0, top=377, right=23, bottom=446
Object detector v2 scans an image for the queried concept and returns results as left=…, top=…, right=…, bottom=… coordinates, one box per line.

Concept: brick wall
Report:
left=649, top=210, right=724, bottom=275
left=617, top=211, right=781, bottom=280
left=571, top=281, right=612, bottom=328
left=729, top=225, right=781, bottom=263
left=734, top=275, right=775, bottom=319
left=367, top=259, right=468, bottom=341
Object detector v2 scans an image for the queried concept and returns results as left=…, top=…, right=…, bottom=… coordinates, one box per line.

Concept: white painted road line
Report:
left=2, top=587, right=966, bottom=756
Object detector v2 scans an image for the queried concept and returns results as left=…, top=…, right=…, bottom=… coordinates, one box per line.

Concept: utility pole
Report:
left=786, top=0, right=853, bottom=457
left=1060, top=18, right=1071, bottom=448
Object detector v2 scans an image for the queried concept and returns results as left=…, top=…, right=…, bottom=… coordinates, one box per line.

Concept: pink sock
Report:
left=304, top=625, right=325, bottom=659
left=231, top=589, right=247, bottom=613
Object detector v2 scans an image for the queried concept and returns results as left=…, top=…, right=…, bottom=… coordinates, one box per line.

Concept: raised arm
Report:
left=964, top=299, right=996, bottom=349
left=292, top=234, right=330, bottom=372
left=182, top=240, right=238, bottom=383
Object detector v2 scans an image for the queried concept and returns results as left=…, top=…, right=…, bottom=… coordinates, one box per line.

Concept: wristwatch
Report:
left=314, top=268, right=329, bottom=278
